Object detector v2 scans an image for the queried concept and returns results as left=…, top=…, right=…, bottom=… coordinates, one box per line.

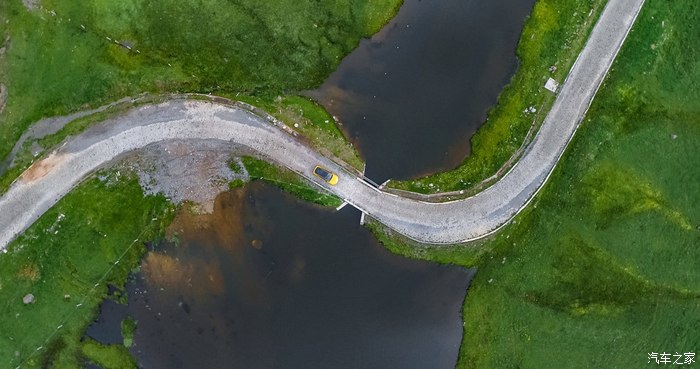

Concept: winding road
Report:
left=0, top=0, right=644, bottom=249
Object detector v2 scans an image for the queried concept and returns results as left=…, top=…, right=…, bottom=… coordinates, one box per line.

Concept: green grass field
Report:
left=379, top=2, right=700, bottom=367
left=0, top=173, right=173, bottom=369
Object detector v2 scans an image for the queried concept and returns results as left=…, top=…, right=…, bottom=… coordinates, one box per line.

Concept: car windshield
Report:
left=314, top=167, right=332, bottom=181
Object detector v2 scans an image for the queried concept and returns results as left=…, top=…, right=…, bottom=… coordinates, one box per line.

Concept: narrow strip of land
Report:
left=0, top=0, right=644, bottom=248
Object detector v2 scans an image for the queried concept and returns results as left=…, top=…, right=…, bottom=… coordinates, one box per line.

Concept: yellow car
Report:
left=313, top=165, right=339, bottom=185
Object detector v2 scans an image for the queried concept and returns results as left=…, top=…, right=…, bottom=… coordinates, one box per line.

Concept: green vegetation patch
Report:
left=378, top=2, right=700, bottom=367
left=121, top=316, right=137, bottom=348
left=236, top=94, right=364, bottom=170
left=82, top=338, right=138, bottom=369
left=0, top=173, right=173, bottom=368
left=242, top=156, right=342, bottom=207
left=390, top=0, right=606, bottom=193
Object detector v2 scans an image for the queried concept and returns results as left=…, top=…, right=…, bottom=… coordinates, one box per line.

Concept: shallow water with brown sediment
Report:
left=88, top=183, right=472, bottom=369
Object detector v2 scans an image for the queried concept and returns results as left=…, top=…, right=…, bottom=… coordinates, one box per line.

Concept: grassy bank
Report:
left=241, top=156, right=343, bottom=208
left=0, top=0, right=402, bottom=162
left=0, top=173, right=173, bottom=368
left=378, top=1, right=700, bottom=367
left=390, top=0, right=606, bottom=193
left=236, top=94, right=364, bottom=170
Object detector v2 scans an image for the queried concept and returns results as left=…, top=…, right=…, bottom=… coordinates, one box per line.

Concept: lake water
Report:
left=88, top=184, right=472, bottom=368
left=307, top=0, right=536, bottom=181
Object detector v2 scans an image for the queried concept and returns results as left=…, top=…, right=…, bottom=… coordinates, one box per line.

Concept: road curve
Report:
left=0, top=0, right=644, bottom=249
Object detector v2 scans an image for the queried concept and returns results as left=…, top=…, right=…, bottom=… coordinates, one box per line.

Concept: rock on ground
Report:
left=21, top=0, right=40, bottom=11
left=22, top=293, right=35, bottom=304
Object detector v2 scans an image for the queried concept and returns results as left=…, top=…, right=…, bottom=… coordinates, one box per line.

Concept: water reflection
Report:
left=307, top=0, right=536, bottom=181
left=89, top=183, right=472, bottom=369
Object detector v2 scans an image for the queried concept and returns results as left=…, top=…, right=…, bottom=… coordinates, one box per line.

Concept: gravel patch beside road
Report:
left=126, top=140, right=245, bottom=213
left=0, top=0, right=644, bottom=249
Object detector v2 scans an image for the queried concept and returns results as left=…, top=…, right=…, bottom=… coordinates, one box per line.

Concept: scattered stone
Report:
left=548, top=65, right=557, bottom=73
left=544, top=77, right=559, bottom=93
left=22, top=293, right=35, bottom=305
left=63, top=294, right=70, bottom=300
left=671, top=134, right=678, bottom=140
left=524, top=106, right=537, bottom=114
left=251, top=239, right=263, bottom=249
left=293, top=123, right=299, bottom=128
left=21, top=0, right=39, bottom=11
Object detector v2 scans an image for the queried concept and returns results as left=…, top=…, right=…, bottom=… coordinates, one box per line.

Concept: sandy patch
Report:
left=20, top=152, right=65, bottom=182
left=17, top=263, right=40, bottom=281
left=166, top=190, right=246, bottom=250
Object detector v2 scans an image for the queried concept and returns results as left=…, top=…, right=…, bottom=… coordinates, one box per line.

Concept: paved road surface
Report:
left=0, top=0, right=644, bottom=249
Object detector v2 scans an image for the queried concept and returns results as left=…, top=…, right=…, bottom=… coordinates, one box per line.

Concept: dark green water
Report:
left=307, top=0, right=536, bottom=181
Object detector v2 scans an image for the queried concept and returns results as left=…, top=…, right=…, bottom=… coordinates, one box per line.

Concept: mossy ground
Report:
left=0, top=173, right=173, bottom=369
